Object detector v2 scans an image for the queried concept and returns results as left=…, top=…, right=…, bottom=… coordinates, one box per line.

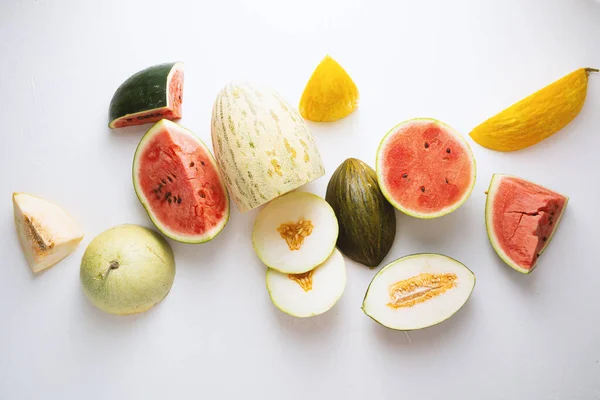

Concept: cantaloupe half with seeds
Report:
left=376, top=118, right=476, bottom=219
left=252, top=191, right=338, bottom=274
left=13, top=193, right=83, bottom=273
left=362, top=254, right=475, bottom=331
left=266, top=249, right=346, bottom=318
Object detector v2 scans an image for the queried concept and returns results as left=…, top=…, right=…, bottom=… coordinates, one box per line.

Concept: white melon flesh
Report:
left=13, top=193, right=84, bottom=274
left=266, top=249, right=346, bottom=318
left=252, top=191, right=338, bottom=274
left=362, top=254, right=475, bottom=331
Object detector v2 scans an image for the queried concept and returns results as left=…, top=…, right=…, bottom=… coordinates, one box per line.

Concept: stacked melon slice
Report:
left=252, top=191, right=346, bottom=317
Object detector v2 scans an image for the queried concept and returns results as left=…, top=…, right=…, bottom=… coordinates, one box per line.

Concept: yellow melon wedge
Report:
left=13, top=193, right=84, bottom=274
left=299, top=55, right=359, bottom=122
left=470, top=67, right=597, bottom=152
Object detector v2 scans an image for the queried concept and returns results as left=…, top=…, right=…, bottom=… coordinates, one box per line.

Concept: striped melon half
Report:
left=211, top=82, right=325, bottom=212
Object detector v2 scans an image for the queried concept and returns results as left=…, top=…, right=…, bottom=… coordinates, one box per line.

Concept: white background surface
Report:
left=1, top=0, right=599, bottom=399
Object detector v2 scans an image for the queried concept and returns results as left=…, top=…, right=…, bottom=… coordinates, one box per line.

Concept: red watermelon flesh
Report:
left=485, top=174, right=567, bottom=274
left=376, top=119, right=476, bottom=218
left=133, top=119, right=229, bottom=243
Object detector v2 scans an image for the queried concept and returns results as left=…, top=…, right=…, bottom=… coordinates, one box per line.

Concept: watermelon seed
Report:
left=402, top=174, right=408, bottom=178
left=199, top=191, right=206, bottom=198
left=424, top=142, right=429, bottom=149
left=177, top=197, right=182, bottom=204
left=168, top=198, right=172, bottom=204
left=549, top=221, right=553, bottom=226
left=190, top=162, right=195, bottom=167
left=543, top=236, right=547, bottom=242
left=165, top=192, right=171, bottom=199
left=445, top=178, right=449, bottom=184
left=168, top=176, right=173, bottom=182
left=446, top=148, right=451, bottom=153
left=421, top=186, right=425, bottom=193
left=161, top=179, right=167, bottom=184
left=201, top=161, right=205, bottom=166
left=172, top=173, right=177, bottom=178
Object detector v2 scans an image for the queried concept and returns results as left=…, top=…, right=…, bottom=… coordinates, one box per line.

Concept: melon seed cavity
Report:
left=288, top=270, right=315, bottom=292
left=277, top=218, right=314, bottom=251
left=387, top=272, right=457, bottom=309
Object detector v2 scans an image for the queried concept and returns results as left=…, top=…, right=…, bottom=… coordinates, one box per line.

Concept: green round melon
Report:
left=376, top=118, right=476, bottom=219
left=133, top=119, right=229, bottom=243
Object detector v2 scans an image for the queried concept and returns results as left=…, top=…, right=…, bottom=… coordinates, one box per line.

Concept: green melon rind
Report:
left=109, top=62, right=184, bottom=128
left=132, top=119, right=230, bottom=244
left=251, top=191, right=339, bottom=274
left=361, top=253, right=476, bottom=331
left=375, top=118, right=477, bottom=219
left=484, top=174, right=569, bottom=274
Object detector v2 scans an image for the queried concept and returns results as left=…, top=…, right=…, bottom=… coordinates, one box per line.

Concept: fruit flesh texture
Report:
left=380, top=121, right=474, bottom=215
left=470, top=68, right=597, bottom=151
left=137, top=123, right=227, bottom=237
left=110, top=63, right=184, bottom=128
left=299, top=55, right=359, bottom=122
left=490, top=176, right=567, bottom=271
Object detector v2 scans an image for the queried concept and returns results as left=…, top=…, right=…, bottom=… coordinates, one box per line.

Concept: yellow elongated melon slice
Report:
left=470, top=68, right=597, bottom=152
left=13, top=193, right=84, bottom=274
left=299, top=55, right=359, bottom=122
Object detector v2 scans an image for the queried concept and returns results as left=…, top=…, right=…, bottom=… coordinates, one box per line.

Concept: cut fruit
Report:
left=470, top=68, right=597, bottom=151
left=13, top=192, right=84, bottom=273
left=252, top=191, right=338, bottom=274
left=299, top=55, right=359, bottom=122
left=133, top=119, right=229, bottom=243
left=266, top=249, right=346, bottom=318
left=362, top=254, right=475, bottom=331
left=376, top=118, right=476, bottom=219
left=109, top=62, right=184, bottom=128
left=485, top=174, right=568, bottom=274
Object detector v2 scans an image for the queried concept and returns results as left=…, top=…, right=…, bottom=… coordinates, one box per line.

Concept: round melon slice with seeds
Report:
left=362, top=254, right=475, bottom=331
left=133, top=119, right=229, bottom=243
left=252, top=191, right=338, bottom=274
left=376, top=118, right=476, bottom=219
left=266, top=249, right=346, bottom=317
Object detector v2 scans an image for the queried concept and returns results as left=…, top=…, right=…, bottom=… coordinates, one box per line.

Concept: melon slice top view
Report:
left=376, top=118, right=476, bottom=219
left=133, top=119, right=229, bottom=243
left=485, top=174, right=568, bottom=274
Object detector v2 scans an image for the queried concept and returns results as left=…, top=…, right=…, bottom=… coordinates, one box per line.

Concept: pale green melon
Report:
left=211, top=81, right=325, bottom=212
left=80, top=224, right=176, bottom=316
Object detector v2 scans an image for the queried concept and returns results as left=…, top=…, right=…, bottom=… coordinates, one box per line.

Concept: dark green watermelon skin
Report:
left=326, top=158, right=396, bottom=268
left=109, top=62, right=182, bottom=128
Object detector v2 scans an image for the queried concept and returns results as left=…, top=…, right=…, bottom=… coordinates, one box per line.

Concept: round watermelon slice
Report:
left=376, top=118, right=476, bottom=218
left=133, top=119, right=229, bottom=243
left=485, top=174, right=568, bottom=274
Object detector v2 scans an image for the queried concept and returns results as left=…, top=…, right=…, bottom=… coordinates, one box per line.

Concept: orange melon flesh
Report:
left=486, top=175, right=567, bottom=273
left=134, top=120, right=229, bottom=243
left=377, top=119, right=476, bottom=218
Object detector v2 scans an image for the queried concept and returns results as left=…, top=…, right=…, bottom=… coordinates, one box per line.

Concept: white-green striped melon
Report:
left=211, top=82, right=325, bottom=212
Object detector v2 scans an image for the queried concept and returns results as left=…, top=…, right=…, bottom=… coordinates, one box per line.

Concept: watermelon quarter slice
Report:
left=376, top=118, right=476, bottom=218
left=109, top=62, right=184, bottom=129
left=485, top=174, right=568, bottom=274
left=133, top=119, right=229, bottom=243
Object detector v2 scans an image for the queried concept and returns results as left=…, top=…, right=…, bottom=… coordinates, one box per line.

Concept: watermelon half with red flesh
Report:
left=109, top=62, right=184, bottom=129
left=376, top=118, right=476, bottom=218
left=485, top=174, right=568, bottom=274
left=133, top=119, right=229, bottom=243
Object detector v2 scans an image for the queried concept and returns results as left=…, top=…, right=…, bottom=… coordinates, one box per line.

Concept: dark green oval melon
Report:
left=132, top=119, right=229, bottom=243
left=326, top=158, right=396, bottom=268
left=109, top=62, right=184, bottom=129
left=485, top=174, right=568, bottom=274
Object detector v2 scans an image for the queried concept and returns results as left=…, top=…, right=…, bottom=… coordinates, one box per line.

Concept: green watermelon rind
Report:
left=109, top=62, right=184, bottom=129
left=132, top=119, right=230, bottom=244
left=375, top=118, right=477, bottom=219
left=484, top=174, right=569, bottom=274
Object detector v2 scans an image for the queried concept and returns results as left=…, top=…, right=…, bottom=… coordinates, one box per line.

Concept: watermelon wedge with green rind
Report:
left=376, top=118, right=476, bottom=219
left=132, top=119, right=229, bottom=243
left=485, top=174, right=568, bottom=274
left=109, top=62, right=184, bottom=129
